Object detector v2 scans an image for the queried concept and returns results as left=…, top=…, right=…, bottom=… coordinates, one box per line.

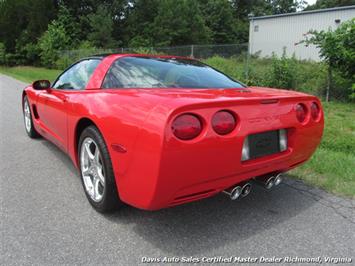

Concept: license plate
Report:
left=248, top=130, right=281, bottom=160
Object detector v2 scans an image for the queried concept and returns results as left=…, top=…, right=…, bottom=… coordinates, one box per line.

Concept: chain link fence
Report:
left=59, top=43, right=350, bottom=101
left=60, top=43, right=249, bottom=60
left=59, top=43, right=249, bottom=68
left=59, top=43, right=252, bottom=85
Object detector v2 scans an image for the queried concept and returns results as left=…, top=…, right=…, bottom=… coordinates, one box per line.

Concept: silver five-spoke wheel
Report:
left=23, top=100, right=31, bottom=133
left=80, top=137, right=105, bottom=202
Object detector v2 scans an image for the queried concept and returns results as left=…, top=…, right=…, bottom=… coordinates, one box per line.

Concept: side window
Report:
left=102, top=60, right=126, bottom=89
left=102, top=59, right=163, bottom=89
left=53, top=59, right=101, bottom=90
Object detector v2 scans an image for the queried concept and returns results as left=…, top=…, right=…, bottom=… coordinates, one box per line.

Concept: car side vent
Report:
left=32, top=104, right=39, bottom=119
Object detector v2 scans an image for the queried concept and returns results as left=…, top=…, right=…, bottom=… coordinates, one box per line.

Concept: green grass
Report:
left=0, top=66, right=61, bottom=84
left=1, top=65, right=354, bottom=198
left=290, top=102, right=355, bottom=198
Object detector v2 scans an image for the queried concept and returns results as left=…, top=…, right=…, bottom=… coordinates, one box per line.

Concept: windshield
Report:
left=102, top=56, right=245, bottom=89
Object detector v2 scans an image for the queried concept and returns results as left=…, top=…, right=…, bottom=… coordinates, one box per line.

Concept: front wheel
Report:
left=23, top=96, right=40, bottom=138
left=78, top=125, right=123, bottom=212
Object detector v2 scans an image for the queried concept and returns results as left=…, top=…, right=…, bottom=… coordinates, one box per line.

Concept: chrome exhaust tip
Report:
left=254, top=174, right=277, bottom=190
left=274, top=173, right=283, bottom=186
left=223, top=186, right=242, bottom=200
left=265, top=177, right=275, bottom=190
left=241, top=183, right=252, bottom=197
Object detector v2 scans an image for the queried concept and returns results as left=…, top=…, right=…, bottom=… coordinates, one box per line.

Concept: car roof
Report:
left=90, top=53, right=195, bottom=61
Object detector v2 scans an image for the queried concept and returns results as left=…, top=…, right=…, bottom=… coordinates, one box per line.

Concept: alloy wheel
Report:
left=80, top=137, right=106, bottom=202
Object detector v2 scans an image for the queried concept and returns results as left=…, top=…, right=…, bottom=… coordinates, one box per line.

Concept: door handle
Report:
left=40, top=91, right=68, bottom=102
left=57, top=95, right=68, bottom=102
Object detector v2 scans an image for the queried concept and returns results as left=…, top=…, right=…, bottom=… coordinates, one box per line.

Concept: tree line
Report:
left=0, top=0, right=354, bottom=67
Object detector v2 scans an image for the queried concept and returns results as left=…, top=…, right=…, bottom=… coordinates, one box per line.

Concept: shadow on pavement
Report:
left=37, top=135, right=315, bottom=256
left=39, top=139, right=79, bottom=177
left=106, top=180, right=315, bottom=256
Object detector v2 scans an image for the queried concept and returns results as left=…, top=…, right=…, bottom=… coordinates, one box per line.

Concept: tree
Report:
left=305, top=0, right=355, bottom=10
left=53, top=4, right=80, bottom=42
left=267, top=0, right=307, bottom=14
left=60, top=0, right=127, bottom=42
left=231, top=0, right=271, bottom=18
left=301, top=18, right=355, bottom=100
left=0, top=42, right=5, bottom=65
left=152, top=0, right=211, bottom=46
left=122, top=0, right=164, bottom=47
left=38, top=5, right=76, bottom=67
left=0, top=0, right=56, bottom=53
left=38, top=21, right=70, bottom=67
left=87, top=5, right=117, bottom=48
left=230, top=0, right=274, bottom=42
left=199, top=0, right=238, bottom=44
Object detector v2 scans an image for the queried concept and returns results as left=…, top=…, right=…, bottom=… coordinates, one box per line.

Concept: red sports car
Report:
left=22, top=54, right=324, bottom=212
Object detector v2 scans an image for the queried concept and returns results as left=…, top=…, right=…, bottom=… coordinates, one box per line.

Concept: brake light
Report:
left=295, top=104, right=307, bottom=123
left=212, top=111, right=236, bottom=135
left=310, top=102, right=320, bottom=120
left=172, top=114, right=202, bottom=140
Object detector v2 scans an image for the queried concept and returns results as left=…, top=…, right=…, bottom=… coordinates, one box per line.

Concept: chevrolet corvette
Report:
left=22, top=54, right=324, bottom=212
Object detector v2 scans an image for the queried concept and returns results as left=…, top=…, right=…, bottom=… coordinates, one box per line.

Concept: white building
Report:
left=248, top=5, right=355, bottom=61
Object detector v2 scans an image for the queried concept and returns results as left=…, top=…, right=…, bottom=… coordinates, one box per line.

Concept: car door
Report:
left=36, top=59, right=101, bottom=151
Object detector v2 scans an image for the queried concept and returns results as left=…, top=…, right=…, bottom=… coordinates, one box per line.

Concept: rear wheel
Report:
left=78, top=125, right=122, bottom=212
left=23, top=96, right=40, bottom=138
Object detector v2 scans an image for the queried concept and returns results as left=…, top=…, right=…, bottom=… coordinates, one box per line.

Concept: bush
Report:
left=54, top=54, right=72, bottom=70
left=204, top=54, right=353, bottom=101
left=302, top=18, right=355, bottom=100
left=38, top=5, right=79, bottom=68
left=350, top=84, right=355, bottom=101
left=204, top=55, right=245, bottom=82
left=0, top=42, right=5, bottom=65
left=38, top=21, right=70, bottom=68
left=55, top=41, right=97, bottom=69
left=4, top=53, right=23, bottom=66
left=294, top=60, right=327, bottom=95
left=18, top=42, right=41, bottom=66
left=266, top=51, right=298, bottom=89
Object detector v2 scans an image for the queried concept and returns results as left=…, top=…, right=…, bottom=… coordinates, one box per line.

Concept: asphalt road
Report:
left=1, top=74, right=354, bottom=265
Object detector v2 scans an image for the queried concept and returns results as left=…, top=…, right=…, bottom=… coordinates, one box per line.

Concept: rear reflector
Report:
left=212, top=110, right=236, bottom=135
left=241, top=137, right=250, bottom=161
left=279, top=129, right=288, bottom=152
left=296, top=103, right=307, bottom=123
left=172, top=114, right=202, bottom=140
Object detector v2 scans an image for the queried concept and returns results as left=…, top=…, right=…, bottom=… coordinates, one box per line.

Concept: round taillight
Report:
left=212, top=110, right=236, bottom=135
left=295, top=104, right=307, bottom=123
left=311, top=102, right=320, bottom=120
left=171, top=114, right=202, bottom=140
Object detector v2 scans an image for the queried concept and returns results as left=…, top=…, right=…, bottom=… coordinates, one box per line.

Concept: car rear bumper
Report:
left=114, top=97, right=324, bottom=210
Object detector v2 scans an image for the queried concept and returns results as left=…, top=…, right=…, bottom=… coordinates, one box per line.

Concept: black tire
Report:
left=78, top=125, right=123, bottom=212
left=23, top=95, right=40, bottom=138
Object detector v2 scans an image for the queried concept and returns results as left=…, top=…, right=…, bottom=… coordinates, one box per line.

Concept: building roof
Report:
left=249, top=5, right=355, bottom=21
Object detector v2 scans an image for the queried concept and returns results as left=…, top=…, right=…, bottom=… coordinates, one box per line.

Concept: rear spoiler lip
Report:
left=159, top=94, right=321, bottom=129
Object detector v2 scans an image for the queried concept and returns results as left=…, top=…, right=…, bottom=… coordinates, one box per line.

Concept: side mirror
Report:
left=32, top=80, right=51, bottom=90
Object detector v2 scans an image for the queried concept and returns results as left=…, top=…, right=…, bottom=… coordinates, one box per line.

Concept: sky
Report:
left=307, top=0, right=317, bottom=5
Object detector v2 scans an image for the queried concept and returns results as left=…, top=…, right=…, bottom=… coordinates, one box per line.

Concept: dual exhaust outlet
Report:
left=223, top=173, right=283, bottom=200
left=223, top=182, right=252, bottom=200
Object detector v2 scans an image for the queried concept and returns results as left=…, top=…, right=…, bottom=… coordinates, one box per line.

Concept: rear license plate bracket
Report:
left=248, top=130, right=281, bottom=160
